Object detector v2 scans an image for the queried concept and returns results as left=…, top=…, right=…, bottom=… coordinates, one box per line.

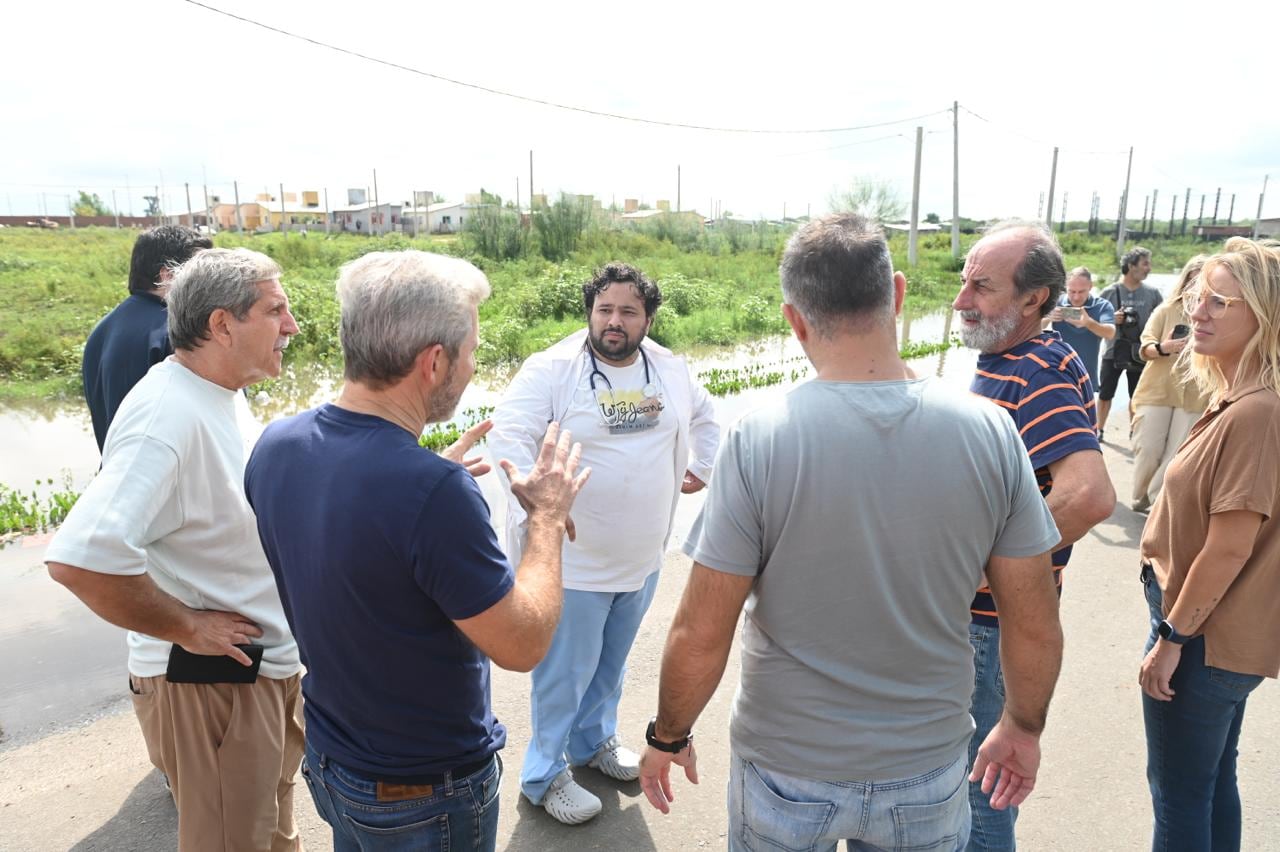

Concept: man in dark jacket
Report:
left=81, top=225, right=212, bottom=451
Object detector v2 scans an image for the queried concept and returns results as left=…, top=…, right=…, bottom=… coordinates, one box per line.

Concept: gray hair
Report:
left=1067, top=266, right=1092, bottom=282
left=983, top=220, right=1065, bottom=317
left=779, top=213, right=895, bottom=336
left=337, top=251, right=491, bottom=389
left=167, top=248, right=281, bottom=351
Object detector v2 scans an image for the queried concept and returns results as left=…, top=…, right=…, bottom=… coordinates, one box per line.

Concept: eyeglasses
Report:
left=1181, top=283, right=1247, bottom=319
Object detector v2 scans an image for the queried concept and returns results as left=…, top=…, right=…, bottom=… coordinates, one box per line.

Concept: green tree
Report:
left=532, top=194, right=590, bottom=262
left=828, top=178, right=906, bottom=223
left=72, top=191, right=112, bottom=217
left=925, top=212, right=941, bottom=224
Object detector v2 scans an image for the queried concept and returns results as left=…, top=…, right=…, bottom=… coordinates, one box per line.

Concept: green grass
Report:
left=0, top=226, right=1217, bottom=401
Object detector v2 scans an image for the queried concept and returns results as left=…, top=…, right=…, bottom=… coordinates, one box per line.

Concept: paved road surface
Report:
left=2, top=431, right=1277, bottom=851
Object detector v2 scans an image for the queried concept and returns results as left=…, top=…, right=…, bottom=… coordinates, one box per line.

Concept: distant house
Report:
left=331, top=201, right=403, bottom=235
left=427, top=201, right=466, bottom=234
left=1255, top=218, right=1280, bottom=238
left=1193, top=224, right=1252, bottom=239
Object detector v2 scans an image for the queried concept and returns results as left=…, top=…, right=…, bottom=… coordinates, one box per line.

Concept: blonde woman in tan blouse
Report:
left=1129, top=257, right=1211, bottom=513
left=1138, top=237, right=1280, bottom=851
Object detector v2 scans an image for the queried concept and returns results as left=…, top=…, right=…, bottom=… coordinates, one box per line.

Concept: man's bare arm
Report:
left=47, top=563, right=263, bottom=665
left=987, top=550, right=1063, bottom=734
left=1044, top=449, right=1114, bottom=549
left=969, top=550, right=1063, bottom=810
left=454, top=423, right=589, bottom=672
left=654, top=562, right=754, bottom=740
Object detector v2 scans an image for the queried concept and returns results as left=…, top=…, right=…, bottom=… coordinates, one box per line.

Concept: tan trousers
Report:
left=1131, top=405, right=1201, bottom=504
left=130, top=673, right=305, bottom=852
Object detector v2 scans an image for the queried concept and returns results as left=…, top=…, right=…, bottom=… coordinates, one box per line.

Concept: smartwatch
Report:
left=1157, top=619, right=1190, bottom=645
left=645, top=718, right=692, bottom=753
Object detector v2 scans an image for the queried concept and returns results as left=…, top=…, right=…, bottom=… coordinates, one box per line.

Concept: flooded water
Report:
left=0, top=277, right=1175, bottom=746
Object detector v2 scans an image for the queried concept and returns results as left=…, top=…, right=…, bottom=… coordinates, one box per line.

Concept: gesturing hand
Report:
left=180, top=610, right=264, bottom=666
left=500, top=422, right=591, bottom=531
left=440, top=419, right=493, bottom=478
left=680, top=471, right=706, bottom=494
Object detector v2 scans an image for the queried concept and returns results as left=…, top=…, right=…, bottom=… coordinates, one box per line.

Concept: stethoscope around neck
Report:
left=585, top=341, right=657, bottom=399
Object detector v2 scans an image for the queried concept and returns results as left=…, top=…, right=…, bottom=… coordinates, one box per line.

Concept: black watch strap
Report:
left=646, top=718, right=691, bottom=753
left=1154, top=342, right=1167, bottom=357
left=1157, top=619, right=1190, bottom=645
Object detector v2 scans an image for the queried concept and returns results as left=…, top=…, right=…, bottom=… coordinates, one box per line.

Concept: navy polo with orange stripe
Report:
left=969, top=330, right=1100, bottom=626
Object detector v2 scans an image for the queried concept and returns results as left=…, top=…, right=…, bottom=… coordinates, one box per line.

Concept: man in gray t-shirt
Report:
left=637, top=214, right=1065, bottom=852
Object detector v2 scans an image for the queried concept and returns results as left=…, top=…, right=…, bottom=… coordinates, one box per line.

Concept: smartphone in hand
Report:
left=1171, top=324, right=1190, bottom=339
left=1059, top=306, right=1084, bottom=321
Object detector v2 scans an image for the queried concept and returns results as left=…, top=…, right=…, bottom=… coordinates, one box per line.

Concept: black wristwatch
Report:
left=1157, top=619, right=1190, bottom=645
left=1154, top=342, right=1168, bottom=357
left=646, top=718, right=692, bottom=753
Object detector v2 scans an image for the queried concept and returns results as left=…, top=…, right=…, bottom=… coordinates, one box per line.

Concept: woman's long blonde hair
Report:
left=1187, top=237, right=1280, bottom=400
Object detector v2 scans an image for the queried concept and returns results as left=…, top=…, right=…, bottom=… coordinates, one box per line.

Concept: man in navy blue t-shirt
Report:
left=246, top=250, right=589, bottom=852
left=81, top=225, right=211, bottom=452
left=954, top=222, right=1115, bottom=852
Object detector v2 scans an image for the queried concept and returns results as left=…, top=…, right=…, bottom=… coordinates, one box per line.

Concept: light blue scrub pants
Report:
left=520, top=570, right=660, bottom=805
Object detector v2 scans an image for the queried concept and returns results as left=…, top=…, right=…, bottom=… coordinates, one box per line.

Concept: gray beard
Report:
left=959, top=309, right=1021, bottom=353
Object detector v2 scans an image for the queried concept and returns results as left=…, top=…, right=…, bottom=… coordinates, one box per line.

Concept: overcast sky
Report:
left=4, top=0, right=1277, bottom=223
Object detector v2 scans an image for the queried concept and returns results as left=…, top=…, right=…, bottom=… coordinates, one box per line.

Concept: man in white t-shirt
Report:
left=46, top=248, right=303, bottom=851
left=489, top=262, right=720, bottom=825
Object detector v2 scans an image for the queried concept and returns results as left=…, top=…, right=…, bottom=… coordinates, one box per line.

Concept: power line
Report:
left=179, top=0, right=947, bottom=135
left=959, top=104, right=1127, bottom=155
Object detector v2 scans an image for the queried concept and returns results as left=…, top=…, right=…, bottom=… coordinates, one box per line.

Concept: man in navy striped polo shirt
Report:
left=953, top=222, right=1115, bottom=851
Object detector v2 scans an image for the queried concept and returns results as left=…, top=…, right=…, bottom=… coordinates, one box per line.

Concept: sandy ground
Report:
left=2, top=430, right=1278, bottom=851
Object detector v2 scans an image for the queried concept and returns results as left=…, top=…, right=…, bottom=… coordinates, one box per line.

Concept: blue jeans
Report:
left=966, top=622, right=1016, bottom=852
left=301, top=741, right=501, bottom=852
left=1141, top=566, right=1263, bottom=852
left=728, top=749, right=970, bottom=851
left=521, top=570, right=659, bottom=804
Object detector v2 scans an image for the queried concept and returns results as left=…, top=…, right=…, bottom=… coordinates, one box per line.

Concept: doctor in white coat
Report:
left=489, top=262, right=719, bottom=825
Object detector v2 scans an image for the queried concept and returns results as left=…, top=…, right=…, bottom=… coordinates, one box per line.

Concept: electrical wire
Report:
left=179, top=0, right=948, bottom=135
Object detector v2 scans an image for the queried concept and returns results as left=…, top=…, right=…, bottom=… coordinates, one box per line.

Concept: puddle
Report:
left=0, top=276, right=1175, bottom=744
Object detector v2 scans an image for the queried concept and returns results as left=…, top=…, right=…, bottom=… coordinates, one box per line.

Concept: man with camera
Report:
left=1096, top=247, right=1163, bottom=442
left=1048, top=267, right=1115, bottom=394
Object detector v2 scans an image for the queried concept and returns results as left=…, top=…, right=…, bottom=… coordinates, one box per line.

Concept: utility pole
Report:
left=233, top=181, right=243, bottom=232
left=1038, top=192, right=1044, bottom=221
left=153, top=185, right=160, bottom=226
left=1117, top=146, right=1134, bottom=259
left=908, top=126, right=923, bottom=266
left=1227, top=193, right=1236, bottom=226
left=280, top=183, right=287, bottom=234
left=203, top=184, right=211, bottom=233
left=185, top=183, right=194, bottom=229
left=952, top=99, right=960, bottom=259
left=1045, top=146, right=1059, bottom=228
left=324, top=188, right=331, bottom=235
left=1140, top=195, right=1149, bottom=236
left=529, top=150, right=534, bottom=212
left=67, top=194, right=75, bottom=229
left=1254, top=175, right=1269, bottom=239
left=1182, top=187, right=1191, bottom=236
left=1212, top=187, right=1221, bottom=225
left=372, top=169, right=380, bottom=235
left=1198, top=194, right=1205, bottom=229
left=1060, top=192, right=1068, bottom=233
left=112, top=190, right=120, bottom=228
left=1169, top=195, right=1177, bottom=237
left=1149, top=189, right=1158, bottom=236
left=677, top=165, right=681, bottom=213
